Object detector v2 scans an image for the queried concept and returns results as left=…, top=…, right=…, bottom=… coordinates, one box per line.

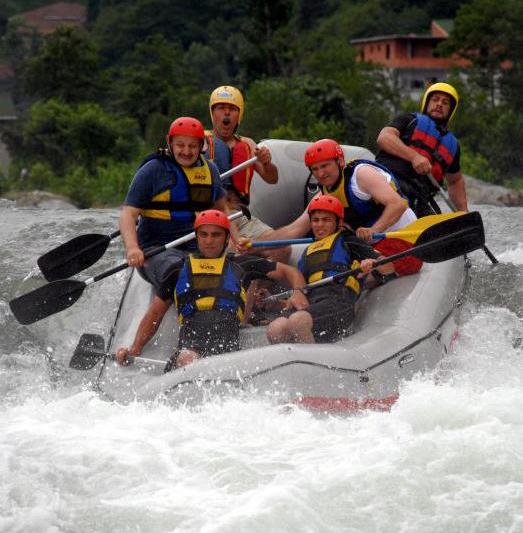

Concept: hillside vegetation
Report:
left=0, top=0, right=521, bottom=206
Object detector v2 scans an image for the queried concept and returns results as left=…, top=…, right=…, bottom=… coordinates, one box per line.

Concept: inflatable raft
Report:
left=80, top=140, right=471, bottom=411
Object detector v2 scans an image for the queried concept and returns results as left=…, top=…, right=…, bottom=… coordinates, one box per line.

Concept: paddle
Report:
left=38, top=230, right=121, bottom=282
left=250, top=238, right=314, bottom=248
left=9, top=209, right=248, bottom=325
left=248, top=212, right=466, bottom=248
left=426, top=173, right=498, bottom=265
left=37, top=156, right=259, bottom=281
left=265, top=211, right=485, bottom=301
left=69, top=333, right=165, bottom=372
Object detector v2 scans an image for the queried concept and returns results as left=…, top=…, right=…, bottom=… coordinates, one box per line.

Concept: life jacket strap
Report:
left=176, top=288, right=245, bottom=310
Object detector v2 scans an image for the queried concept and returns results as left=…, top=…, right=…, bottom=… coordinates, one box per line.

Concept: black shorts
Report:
left=177, top=311, right=240, bottom=357
left=307, top=286, right=357, bottom=343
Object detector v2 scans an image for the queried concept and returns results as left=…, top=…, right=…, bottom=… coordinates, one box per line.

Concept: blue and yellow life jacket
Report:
left=322, top=159, right=406, bottom=230
left=298, top=231, right=361, bottom=295
left=175, top=254, right=246, bottom=323
left=408, top=113, right=458, bottom=183
left=138, top=151, right=215, bottom=224
left=205, top=131, right=254, bottom=204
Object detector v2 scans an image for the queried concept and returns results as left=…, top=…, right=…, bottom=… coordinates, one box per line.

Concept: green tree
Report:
left=24, top=27, right=101, bottom=103
left=441, top=0, right=523, bottom=182
left=441, top=0, right=515, bottom=106
left=110, top=34, right=188, bottom=132
left=3, top=99, right=139, bottom=176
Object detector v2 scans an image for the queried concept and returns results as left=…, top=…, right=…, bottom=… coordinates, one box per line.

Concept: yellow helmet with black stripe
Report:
left=420, top=82, right=459, bottom=123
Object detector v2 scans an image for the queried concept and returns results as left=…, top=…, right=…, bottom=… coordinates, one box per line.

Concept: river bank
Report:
left=2, top=174, right=523, bottom=209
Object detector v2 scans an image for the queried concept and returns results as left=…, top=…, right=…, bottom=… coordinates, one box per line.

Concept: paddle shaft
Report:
left=220, top=156, right=257, bottom=179
left=114, top=353, right=164, bottom=367
left=427, top=174, right=498, bottom=264
left=311, top=227, right=475, bottom=289
left=250, top=238, right=313, bottom=248
left=9, top=209, right=248, bottom=325
left=89, top=159, right=256, bottom=261
left=37, top=157, right=259, bottom=280
left=250, top=228, right=441, bottom=248
left=82, top=210, right=245, bottom=287
left=266, top=220, right=482, bottom=301
left=94, top=159, right=258, bottom=280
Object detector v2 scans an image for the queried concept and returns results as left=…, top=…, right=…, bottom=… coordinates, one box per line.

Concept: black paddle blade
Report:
left=38, top=234, right=111, bottom=281
left=9, top=279, right=86, bottom=325
left=69, top=333, right=106, bottom=370
left=414, top=211, right=485, bottom=263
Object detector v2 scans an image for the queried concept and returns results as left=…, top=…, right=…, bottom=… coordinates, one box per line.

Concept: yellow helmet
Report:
left=209, top=85, right=244, bottom=124
left=420, top=82, right=459, bottom=123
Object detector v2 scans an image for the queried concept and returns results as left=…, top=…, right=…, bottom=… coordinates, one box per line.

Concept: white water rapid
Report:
left=1, top=201, right=522, bottom=533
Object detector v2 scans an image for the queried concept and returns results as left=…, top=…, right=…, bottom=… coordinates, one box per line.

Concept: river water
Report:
left=1, top=200, right=522, bottom=533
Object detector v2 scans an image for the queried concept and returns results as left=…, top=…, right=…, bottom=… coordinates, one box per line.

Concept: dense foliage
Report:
left=0, top=0, right=522, bottom=205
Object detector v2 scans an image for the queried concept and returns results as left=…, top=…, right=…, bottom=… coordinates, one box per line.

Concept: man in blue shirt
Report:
left=120, top=116, right=227, bottom=292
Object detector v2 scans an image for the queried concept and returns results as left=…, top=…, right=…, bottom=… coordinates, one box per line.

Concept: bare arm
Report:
left=116, top=296, right=171, bottom=363
left=236, top=208, right=311, bottom=254
left=262, top=210, right=311, bottom=240
left=246, top=138, right=278, bottom=184
left=119, top=205, right=144, bottom=266
left=355, top=167, right=407, bottom=240
left=377, top=126, right=431, bottom=175
left=268, top=262, right=309, bottom=310
left=445, top=171, right=468, bottom=212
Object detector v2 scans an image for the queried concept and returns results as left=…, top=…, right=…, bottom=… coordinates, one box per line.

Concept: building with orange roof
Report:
left=350, top=20, right=469, bottom=99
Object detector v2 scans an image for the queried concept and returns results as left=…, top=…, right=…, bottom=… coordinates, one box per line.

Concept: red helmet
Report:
left=194, top=210, right=230, bottom=231
left=168, top=117, right=205, bottom=140
left=304, top=139, right=345, bottom=167
left=307, top=195, right=344, bottom=219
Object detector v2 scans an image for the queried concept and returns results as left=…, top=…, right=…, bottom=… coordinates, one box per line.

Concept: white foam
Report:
left=2, top=204, right=523, bottom=532
left=499, top=243, right=523, bottom=265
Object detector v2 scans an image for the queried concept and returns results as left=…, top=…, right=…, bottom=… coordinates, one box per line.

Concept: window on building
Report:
left=386, top=44, right=390, bottom=59
left=411, top=80, right=423, bottom=89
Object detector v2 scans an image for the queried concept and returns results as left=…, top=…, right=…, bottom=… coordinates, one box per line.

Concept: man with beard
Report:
left=204, top=85, right=289, bottom=262
left=375, top=82, right=468, bottom=217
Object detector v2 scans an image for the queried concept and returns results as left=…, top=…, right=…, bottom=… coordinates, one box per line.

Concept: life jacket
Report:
left=298, top=231, right=361, bottom=295
left=205, top=131, right=254, bottom=204
left=203, top=132, right=231, bottom=174
left=139, top=151, right=215, bottom=222
left=322, top=159, right=405, bottom=230
left=407, top=113, right=458, bottom=183
left=174, top=254, right=246, bottom=323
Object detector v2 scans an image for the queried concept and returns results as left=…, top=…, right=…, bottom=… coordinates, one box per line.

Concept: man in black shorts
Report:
left=116, top=210, right=308, bottom=368
left=376, top=82, right=468, bottom=216
left=266, top=195, right=396, bottom=344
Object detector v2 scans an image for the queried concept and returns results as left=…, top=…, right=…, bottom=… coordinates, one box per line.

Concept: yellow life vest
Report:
left=175, top=254, right=246, bottom=323
left=142, top=155, right=214, bottom=221
left=300, top=231, right=361, bottom=294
